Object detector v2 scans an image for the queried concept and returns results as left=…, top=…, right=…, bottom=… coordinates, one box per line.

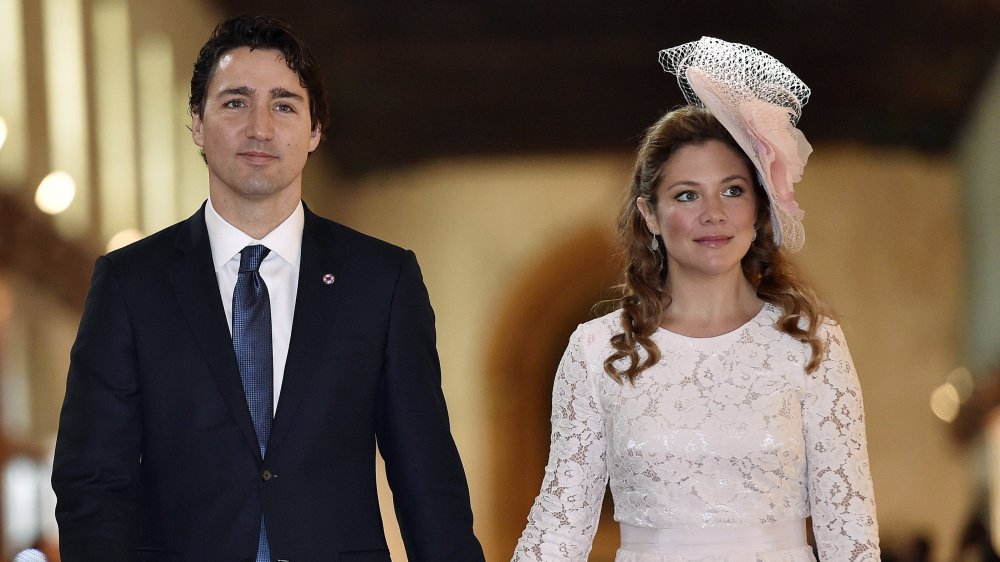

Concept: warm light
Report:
left=35, top=171, right=77, bottom=215
left=106, top=228, right=144, bottom=252
left=930, top=383, right=961, bottom=423
left=42, top=0, right=89, bottom=234
left=94, top=0, right=138, bottom=240
left=137, top=34, right=176, bottom=231
left=4, top=457, right=41, bottom=550
left=947, top=366, right=975, bottom=403
left=0, top=0, right=27, bottom=184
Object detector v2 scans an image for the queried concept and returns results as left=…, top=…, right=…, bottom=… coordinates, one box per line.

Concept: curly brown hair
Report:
left=604, top=106, right=830, bottom=384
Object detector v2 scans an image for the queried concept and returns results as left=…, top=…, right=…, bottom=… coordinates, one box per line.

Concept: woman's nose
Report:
left=700, top=197, right=726, bottom=223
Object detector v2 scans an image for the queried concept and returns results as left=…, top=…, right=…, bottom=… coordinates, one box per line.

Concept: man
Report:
left=52, top=14, right=485, bottom=562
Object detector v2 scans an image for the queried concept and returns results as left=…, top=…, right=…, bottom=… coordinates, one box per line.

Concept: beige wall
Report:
left=798, top=148, right=970, bottom=557
left=315, top=145, right=970, bottom=560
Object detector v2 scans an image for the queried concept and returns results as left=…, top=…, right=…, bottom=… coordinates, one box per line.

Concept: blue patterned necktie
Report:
left=232, top=244, right=272, bottom=562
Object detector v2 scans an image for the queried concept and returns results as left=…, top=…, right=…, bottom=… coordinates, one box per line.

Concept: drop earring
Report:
left=650, top=235, right=659, bottom=251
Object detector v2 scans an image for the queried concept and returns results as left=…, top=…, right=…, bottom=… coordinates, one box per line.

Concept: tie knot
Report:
left=239, top=245, right=270, bottom=273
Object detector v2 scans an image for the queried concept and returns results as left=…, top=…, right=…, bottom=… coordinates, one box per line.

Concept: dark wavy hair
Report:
left=188, top=14, right=329, bottom=135
left=604, top=106, right=830, bottom=384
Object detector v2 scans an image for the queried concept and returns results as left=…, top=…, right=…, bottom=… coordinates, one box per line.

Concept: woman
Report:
left=511, top=37, right=879, bottom=561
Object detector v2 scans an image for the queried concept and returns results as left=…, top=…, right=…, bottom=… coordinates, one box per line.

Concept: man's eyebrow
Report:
left=270, top=87, right=305, bottom=101
left=213, top=86, right=304, bottom=103
left=218, top=86, right=253, bottom=97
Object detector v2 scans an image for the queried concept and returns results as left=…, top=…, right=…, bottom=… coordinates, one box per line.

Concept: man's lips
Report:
left=238, top=150, right=278, bottom=163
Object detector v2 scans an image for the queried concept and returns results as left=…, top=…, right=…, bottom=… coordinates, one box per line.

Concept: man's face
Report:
left=192, top=47, right=321, bottom=206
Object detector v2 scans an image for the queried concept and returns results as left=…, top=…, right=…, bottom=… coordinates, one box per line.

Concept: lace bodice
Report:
left=512, top=304, right=879, bottom=561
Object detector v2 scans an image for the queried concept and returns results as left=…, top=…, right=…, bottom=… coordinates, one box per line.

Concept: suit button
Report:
left=261, top=469, right=273, bottom=481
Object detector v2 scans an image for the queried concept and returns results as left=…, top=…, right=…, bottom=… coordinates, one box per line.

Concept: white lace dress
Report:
left=511, top=304, right=879, bottom=562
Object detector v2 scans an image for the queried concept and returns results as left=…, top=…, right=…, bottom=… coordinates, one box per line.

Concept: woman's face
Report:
left=637, top=140, right=758, bottom=280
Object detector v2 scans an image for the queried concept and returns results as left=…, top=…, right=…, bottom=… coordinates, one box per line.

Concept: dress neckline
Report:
left=653, top=302, right=775, bottom=342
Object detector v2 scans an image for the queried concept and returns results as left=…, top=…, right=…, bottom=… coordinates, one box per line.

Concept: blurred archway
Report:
left=487, top=221, right=623, bottom=560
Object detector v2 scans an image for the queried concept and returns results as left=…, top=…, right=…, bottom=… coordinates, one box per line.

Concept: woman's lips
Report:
left=694, top=235, right=732, bottom=248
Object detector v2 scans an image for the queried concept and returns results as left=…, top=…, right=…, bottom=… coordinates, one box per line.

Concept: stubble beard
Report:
left=226, top=165, right=291, bottom=202
left=239, top=174, right=279, bottom=197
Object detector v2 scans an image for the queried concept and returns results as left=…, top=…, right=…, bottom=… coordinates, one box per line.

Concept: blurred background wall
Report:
left=1, top=1, right=998, bottom=560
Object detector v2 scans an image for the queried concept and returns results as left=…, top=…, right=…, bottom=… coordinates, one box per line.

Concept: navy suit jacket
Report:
left=52, top=204, right=485, bottom=562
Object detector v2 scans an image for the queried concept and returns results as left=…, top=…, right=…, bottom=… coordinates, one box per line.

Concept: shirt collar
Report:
left=204, top=198, right=304, bottom=271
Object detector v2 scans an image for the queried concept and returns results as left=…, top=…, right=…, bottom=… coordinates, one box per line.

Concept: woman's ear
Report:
left=636, top=197, right=660, bottom=235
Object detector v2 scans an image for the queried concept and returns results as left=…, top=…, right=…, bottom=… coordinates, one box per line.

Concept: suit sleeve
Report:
left=52, top=256, right=143, bottom=561
left=375, top=250, right=485, bottom=562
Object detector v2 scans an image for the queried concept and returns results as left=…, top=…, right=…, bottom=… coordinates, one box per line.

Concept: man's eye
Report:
left=275, top=104, right=293, bottom=113
left=224, top=100, right=245, bottom=109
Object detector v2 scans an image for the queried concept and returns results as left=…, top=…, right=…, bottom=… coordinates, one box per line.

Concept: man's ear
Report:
left=191, top=112, right=205, bottom=148
left=308, top=123, right=322, bottom=153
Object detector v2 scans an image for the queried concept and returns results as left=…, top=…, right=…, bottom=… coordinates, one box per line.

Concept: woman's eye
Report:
left=675, top=191, right=697, bottom=202
left=722, top=185, right=744, bottom=197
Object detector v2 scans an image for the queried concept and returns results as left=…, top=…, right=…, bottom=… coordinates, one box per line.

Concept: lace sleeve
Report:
left=511, top=326, right=609, bottom=562
left=804, top=322, right=880, bottom=561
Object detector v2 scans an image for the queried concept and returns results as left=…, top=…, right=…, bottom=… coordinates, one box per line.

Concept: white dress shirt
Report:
left=204, top=198, right=303, bottom=413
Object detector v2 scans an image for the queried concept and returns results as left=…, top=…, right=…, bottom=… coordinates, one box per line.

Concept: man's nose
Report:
left=246, top=104, right=274, bottom=140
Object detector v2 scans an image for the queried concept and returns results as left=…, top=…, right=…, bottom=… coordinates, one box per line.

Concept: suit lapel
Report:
left=168, top=207, right=263, bottom=460
left=271, top=208, right=347, bottom=447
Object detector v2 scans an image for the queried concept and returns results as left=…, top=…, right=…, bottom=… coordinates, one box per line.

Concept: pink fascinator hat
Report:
left=659, top=37, right=812, bottom=252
